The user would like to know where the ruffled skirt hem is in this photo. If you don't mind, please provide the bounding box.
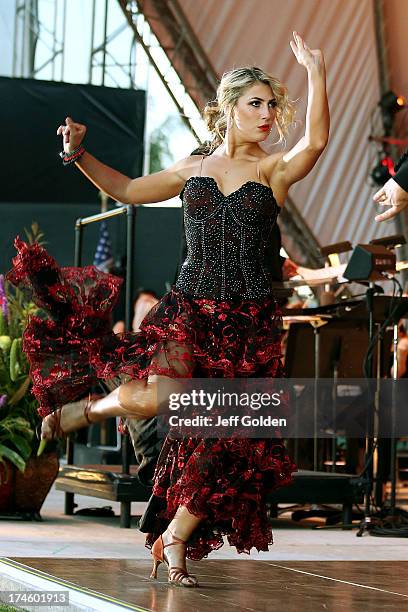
[7,238,297,558]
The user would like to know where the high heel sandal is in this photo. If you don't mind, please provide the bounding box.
[150,528,199,587]
[40,394,97,440]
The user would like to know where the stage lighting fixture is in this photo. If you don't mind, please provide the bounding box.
[379,91,406,114]
[370,154,395,186]
[379,90,406,135]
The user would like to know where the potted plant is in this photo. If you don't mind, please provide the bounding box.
[0,226,59,518]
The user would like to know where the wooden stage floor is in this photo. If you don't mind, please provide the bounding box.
[7,558,408,611]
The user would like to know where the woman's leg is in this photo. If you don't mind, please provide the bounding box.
[166,506,202,541]
[41,375,174,439]
[41,340,194,436]
[42,336,204,582]
[92,339,194,421]
[151,505,202,586]
[152,506,201,586]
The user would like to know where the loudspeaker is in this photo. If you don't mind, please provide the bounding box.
[344,244,396,281]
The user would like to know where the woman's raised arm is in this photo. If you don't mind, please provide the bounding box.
[57,116,191,204]
[273,32,330,188]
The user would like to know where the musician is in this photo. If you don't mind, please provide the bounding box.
[373,153,408,221]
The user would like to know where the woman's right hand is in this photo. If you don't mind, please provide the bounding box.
[289,31,324,73]
[57,116,87,153]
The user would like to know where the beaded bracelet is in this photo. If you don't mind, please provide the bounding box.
[59,144,85,166]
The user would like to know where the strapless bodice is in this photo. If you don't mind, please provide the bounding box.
[175,176,280,300]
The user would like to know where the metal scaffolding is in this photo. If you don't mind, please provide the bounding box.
[12,0,138,86]
[11,0,206,142]
[119,0,218,115]
[12,0,63,79]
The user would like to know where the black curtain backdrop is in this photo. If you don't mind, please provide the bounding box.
[0,77,183,312]
[0,76,145,203]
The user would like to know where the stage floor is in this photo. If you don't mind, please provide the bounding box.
[4,558,408,611]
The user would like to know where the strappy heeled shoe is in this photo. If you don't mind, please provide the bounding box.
[40,395,97,440]
[150,528,199,588]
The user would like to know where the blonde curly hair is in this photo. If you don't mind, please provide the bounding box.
[203,66,295,151]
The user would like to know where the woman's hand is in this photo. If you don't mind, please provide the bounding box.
[57,116,87,153]
[289,31,324,71]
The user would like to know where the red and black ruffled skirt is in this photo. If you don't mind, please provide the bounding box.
[7,238,296,559]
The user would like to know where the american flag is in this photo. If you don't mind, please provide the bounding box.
[94,221,113,273]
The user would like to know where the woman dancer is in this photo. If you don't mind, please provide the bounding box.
[8,32,329,586]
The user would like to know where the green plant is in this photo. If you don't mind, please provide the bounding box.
[0,604,27,612]
[0,224,50,481]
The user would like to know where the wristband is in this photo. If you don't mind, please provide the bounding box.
[59,144,85,166]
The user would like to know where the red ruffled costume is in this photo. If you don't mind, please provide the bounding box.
[8,236,296,560]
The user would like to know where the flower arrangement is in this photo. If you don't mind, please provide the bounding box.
[0,225,53,481]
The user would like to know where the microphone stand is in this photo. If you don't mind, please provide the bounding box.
[357,282,378,536]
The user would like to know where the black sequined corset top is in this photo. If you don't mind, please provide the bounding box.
[175,176,280,300]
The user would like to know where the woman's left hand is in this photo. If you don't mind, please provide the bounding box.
[290,31,323,71]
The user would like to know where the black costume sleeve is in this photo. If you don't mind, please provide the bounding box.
[393,150,408,192]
